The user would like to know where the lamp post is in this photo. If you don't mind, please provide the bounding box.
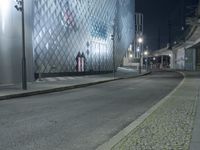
[15,0,27,90]
[144,51,149,71]
[111,26,116,79]
[168,20,172,50]
[137,37,143,74]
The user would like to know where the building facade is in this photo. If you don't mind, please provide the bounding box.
[0,0,135,84]
[0,0,34,85]
[173,46,200,71]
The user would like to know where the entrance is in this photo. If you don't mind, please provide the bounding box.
[90,41,107,72]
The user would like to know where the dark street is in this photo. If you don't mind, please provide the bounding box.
[0,71,183,150]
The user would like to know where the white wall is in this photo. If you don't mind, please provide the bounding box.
[0,1,34,84]
[175,48,185,70]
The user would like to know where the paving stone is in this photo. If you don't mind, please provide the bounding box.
[112,78,200,150]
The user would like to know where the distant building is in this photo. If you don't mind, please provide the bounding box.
[151,1,200,71]
[134,13,143,58]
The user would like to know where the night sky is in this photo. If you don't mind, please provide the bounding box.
[136,0,199,51]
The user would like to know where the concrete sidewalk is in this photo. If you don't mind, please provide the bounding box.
[189,72,200,150]
[97,71,200,150]
[0,68,149,101]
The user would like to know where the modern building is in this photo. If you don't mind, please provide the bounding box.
[0,0,135,85]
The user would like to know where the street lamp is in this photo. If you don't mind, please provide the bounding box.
[144,51,149,71]
[144,51,148,56]
[138,37,143,44]
[14,0,27,90]
[137,47,140,52]
[137,37,143,74]
[111,23,116,79]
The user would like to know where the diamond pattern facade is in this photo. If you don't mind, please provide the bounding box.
[33,0,135,74]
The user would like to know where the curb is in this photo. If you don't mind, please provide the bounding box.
[0,72,151,101]
[96,71,185,150]
[189,86,200,150]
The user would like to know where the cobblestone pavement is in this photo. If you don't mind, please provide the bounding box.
[112,77,200,150]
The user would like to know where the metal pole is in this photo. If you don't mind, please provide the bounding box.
[112,34,115,79]
[99,43,100,72]
[161,55,164,69]
[21,0,27,90]
[158,27,161,50]
[146,57,148,71]
[147,56,149,71]
[112,24,116,79]
[139,43,141,74]
[168,20,172,50]
[139,56,141,74]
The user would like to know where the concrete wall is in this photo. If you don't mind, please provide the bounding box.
[185,48,196,71]
[175,48,185,70]
[174,47,197,71]
[0,0,34,84]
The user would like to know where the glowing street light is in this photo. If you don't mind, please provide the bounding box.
[144,51,148,56]
[137,37,143,74]
[138,37,143,43]
[137,47,140,52]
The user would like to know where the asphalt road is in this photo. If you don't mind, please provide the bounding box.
[0,71,183,150]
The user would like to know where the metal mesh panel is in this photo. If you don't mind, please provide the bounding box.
[33,0,134,74]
